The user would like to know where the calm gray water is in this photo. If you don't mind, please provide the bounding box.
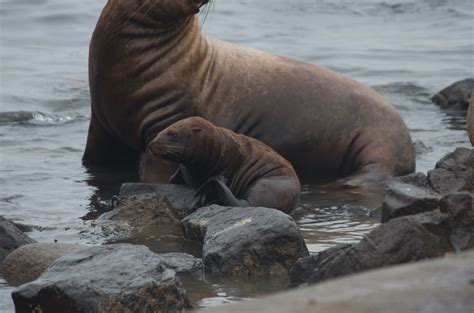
[0,0,472,311]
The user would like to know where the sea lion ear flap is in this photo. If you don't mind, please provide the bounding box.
[192,127,202,134]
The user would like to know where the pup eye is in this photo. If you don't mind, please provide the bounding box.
[192,127,202,133]
[167,131,177,138]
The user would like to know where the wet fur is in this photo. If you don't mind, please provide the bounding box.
[149,117,301,213]
[84,0,416,185]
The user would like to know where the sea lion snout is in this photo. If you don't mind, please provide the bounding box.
[149,123,196,161]
[148,117,211,162]
[149,130,180,158]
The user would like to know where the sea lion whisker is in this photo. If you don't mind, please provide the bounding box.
[199,0,213,27]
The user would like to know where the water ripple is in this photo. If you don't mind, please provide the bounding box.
[0,111,88,126]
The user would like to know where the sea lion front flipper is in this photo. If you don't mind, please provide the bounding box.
[193,176,246,208]
[169,165,186,184]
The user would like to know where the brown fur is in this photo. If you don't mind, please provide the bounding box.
[149,117,301,213]
[84,0,416,185]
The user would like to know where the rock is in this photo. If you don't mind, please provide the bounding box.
[428,148,474,194]
[381,173,440,223]
[160,252,203,275]
[0,216,35,261]
[200,250,474,313]
[0,243,87,286]
[440,192,474,251]
[431,78,474,110]
[119,183,196,219]
[290,211,452,286]
[96,193,183,242]
[182,205,309,278]
[12,244,191,313]
[468,95,474,146]
[413,139,432,156]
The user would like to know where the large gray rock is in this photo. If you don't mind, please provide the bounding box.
[12,244,192,313]
[182,205,309,278]
[0,216,35,261]
[431,78,474,110]
[428,148,474,194]
[381,173,440,223]
[1,243,87,286]
[96,193,183,242]
[119,183,196,219]
[200,249,474,313]
[440,192,474,251]
[290,211,452,286]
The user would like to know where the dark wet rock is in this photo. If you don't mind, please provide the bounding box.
[201,250,474,313]
[428,147,474,194]
[431,78,474,110]
[160,252,203,275]
[468,98,474,146]
[413,139,433,156]
[440,192,474,251]
[0,216,36,261]
[9,221,33,233]
[381,173,440,223]
[12,244,191,313]
[96,193,183,242]
[289,148,474,287]
[290,211,452,286]
[120,183,196,219]
[369,207,382,219]
[0,243,87,286]
[182,205,309,278]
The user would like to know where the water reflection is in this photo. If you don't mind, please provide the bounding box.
[296,183,383,253]
[82,163,139,219]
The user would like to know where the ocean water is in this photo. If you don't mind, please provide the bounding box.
[0,0,472,311]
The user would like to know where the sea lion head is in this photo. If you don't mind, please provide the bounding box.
[139,0,210,22]
[149,117,213,163]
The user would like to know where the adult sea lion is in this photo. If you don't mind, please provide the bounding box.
[149,116,301,213]
[468,95,474,146]
[84,0,415,185]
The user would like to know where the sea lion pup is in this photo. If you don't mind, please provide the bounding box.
[149,117,301,213]
[468,95,474,146]
[84,0,415,185]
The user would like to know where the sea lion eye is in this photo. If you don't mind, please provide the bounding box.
[192,127,202,133]
[167,131,178,139]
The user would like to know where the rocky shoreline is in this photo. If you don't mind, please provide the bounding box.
[1,79,473,312]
